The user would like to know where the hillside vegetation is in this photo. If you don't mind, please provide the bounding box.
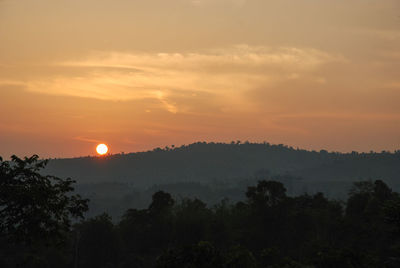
[43,142,400,219]
[46,142,400,187]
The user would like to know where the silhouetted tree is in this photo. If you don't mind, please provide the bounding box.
[246,180,287,208]
[75,213,119,268]
[149,191,175,214]
[0,155,88,266]
[3,152,400,268]
[173,198,211,246]
[224,245,257,268]
[156,241,224,268]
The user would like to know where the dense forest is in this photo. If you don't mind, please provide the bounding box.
[44,142,400,219]
[45,142,400,188]
[1,154,400,267]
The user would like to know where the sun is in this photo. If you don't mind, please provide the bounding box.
[96,144,109,155]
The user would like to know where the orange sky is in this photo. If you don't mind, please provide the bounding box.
[1,0,400,158]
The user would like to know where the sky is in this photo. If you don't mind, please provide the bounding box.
[1,0,400,158]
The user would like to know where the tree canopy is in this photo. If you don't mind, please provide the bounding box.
[0,155,88,246]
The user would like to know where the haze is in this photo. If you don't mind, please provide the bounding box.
[1,0,399,158]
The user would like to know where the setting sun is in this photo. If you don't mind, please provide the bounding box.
[96,144,109,155]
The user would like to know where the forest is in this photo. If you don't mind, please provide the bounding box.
[44,142,400,219]
[45,142,400,190]
[1,154,400,267]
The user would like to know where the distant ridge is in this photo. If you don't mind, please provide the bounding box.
[45,142,400,189]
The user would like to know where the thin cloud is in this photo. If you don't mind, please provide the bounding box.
[23,45,344,114]
[73,136,103,143]
[0,80,27,87]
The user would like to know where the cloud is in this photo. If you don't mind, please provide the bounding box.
[73,136,103,143]
[154,90,178,114]
[62,45,341,73]
[0,80,27,87]
[21,45,344,114]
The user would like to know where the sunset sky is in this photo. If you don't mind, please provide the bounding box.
[1,0,400,158]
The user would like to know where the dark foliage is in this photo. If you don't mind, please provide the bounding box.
[45,142,400,220]
[12,179,398,267]
[2,152,400,267]
[45,142,400,194]
[0,155,89,266]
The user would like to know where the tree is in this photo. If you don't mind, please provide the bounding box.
[0,155,89,245]
[76,213,119,268]
[224,245,257,268]
[156,241,224,268]
[174,198,210,246]
[149,191,175,215]
[246,180,287,208]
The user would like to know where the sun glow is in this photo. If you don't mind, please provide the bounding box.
[96,144,109,155]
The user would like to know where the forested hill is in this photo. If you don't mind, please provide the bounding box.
[45,142,400,189]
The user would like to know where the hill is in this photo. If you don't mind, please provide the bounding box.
[43,142,400,218]
[45,142,399,184]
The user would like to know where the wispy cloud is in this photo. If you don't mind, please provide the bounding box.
[0,80,27,87]
[22,45,344,114]
[73,136,103,143]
